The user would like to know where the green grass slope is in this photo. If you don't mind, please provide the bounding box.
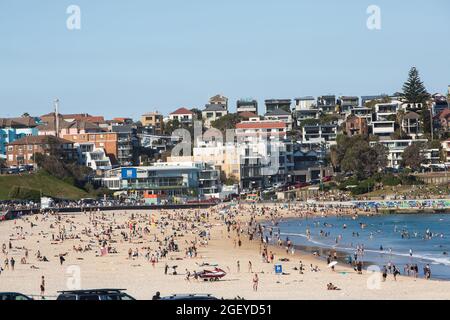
[0,171,89,200]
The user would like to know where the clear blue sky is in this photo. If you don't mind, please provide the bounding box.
[1,0,449,119]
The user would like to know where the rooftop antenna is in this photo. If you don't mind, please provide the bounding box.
[54,98,60,138]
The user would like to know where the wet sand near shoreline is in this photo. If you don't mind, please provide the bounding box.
[0,205,450,300]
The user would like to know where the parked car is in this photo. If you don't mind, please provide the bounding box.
[5,167,19,174]
[56,289,135,300]
[160,294,219,300]
[294,182,309,189]
[272,183,285,190]
[0,292,33,300]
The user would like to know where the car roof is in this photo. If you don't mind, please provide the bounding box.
[57,289,127,294]
[0,292,29,295]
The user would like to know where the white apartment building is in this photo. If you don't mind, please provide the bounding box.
[301,124,338,147]
[294,96,316,111]
[370,139,439,169]
[235,120,293,190]
[371,121,395,137]
[375,101,401,121]
[75,142,112,171]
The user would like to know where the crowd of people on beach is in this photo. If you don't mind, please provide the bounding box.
[0,200,447,299]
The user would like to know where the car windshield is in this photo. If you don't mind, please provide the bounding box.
[1,294,30,300]
[78,294,100,301]
[57,295,77,300]
[102,293,134,300]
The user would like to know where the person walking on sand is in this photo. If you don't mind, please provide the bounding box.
[393,265,400,281]
[248,261,253,273]
[40,276,45,299]
[237,260,240,273]
[253,273,259,292]
[10,257,15,271]
[382,266,387,282]
[424,264,431,280]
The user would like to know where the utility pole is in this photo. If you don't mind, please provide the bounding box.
[54,98,60,138]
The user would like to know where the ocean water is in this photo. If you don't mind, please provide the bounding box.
[268,214,450,280]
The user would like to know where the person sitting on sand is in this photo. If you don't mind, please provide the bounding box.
[152,291,161,300]
[327,283,340,290]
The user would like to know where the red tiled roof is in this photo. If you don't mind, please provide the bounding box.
[236,121,286,129]
[82,116,105,123]
[170,107,193,115]
[0,117,37,128]
[239,111,259,119]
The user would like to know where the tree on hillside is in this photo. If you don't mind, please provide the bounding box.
[401,67,430,105]
[331,134,388,178]
[420,108,432,135]
[340,138,371,177]
[190,108,202,121]
[33,153,92,189]
[371,143,389,171]
[390,129,410,140]
[331,134,364,169]
[401,142,426,171]
[164,119,181,135]
[211,113,242,135]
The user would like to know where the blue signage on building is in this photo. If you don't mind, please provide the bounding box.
[121,168,137,179]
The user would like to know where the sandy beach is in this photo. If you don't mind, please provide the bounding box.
[1,204,450,300]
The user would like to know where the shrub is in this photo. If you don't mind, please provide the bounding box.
[8,186,41,201]
[351,178,375,195]
[381,175,402,186]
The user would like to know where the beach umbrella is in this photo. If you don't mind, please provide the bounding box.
[328,261,338,268]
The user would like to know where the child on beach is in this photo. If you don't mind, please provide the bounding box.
[252,273,259,291]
